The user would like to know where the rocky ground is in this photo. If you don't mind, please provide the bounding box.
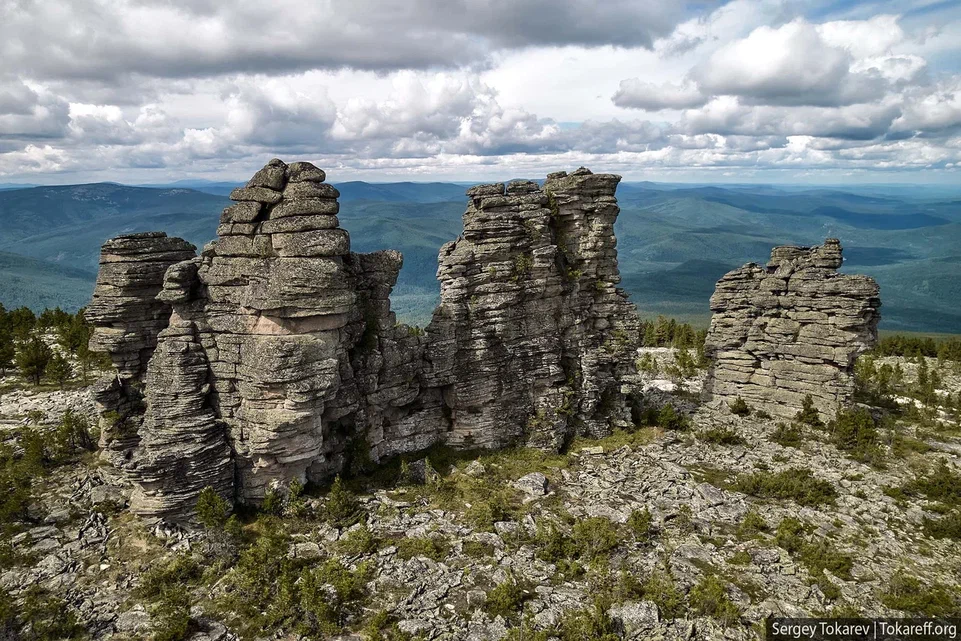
[1,352,960,641]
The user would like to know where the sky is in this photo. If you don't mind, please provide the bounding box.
[1,0,960,185]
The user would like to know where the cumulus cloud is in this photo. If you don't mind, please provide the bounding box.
[1,0,960,181]
[0,0,682,82]
[612,79,707,111]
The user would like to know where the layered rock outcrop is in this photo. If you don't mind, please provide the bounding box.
[703,239,880,420]
[86,160,641,520]
[85,232,197,460]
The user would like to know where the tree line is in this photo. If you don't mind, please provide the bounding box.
[0,305,105,389]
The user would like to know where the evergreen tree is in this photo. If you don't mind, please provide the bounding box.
[46,352,74,389]
[0,336,13,376]
[16,336,52,385]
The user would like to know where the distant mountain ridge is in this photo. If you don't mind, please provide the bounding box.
[0,179,959,333]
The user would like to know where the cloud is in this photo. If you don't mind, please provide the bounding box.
[612,79,707,111]
[1,0,960,182]
[0,0,683,83]
[693,19,888,107]
[0,79,71,140]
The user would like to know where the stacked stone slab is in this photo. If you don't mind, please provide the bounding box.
[424,169,639,451]
[85,232,196,461]
[703,239,880,421]
[87,161,641,519]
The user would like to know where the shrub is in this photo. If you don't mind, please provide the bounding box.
[196,486,231,530]
[571,517,620,561]
[325,476,363,528]
[555,602,619,641]
[903,460,961,507]
[641,569,685,619]
[151,590,192,641]
[829,408,883,466]
[737,509,768,537]
[16,336,52,385]
[395,536,448,561]
[799,540,853,581]
[774,517,807,554]
[922,511,961,540]
[484,574,532,621]
[462,541,495,558]
[138,553,202,601]
[658,404,689,431]
[770,422,803,447]
[15,585,86,640]
[733,468,837,506]
[794,395,824,427]
[297,559,372,635]
[627,507,654,542]
[729,397,751,416]
[53,409,94,461]
[879,575,959,616]
[698,426,744,446]
[689,575,740,625]
[338,525,379,555]
[46,352,74,389]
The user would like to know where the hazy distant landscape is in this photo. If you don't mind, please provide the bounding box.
[1,180,959,333]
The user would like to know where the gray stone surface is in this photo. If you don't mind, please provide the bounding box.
[704,239,880,421]
[86,161,642,519]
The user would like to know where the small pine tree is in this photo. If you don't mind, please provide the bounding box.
[196,486,231,529]
[46,352,73,389]
[794,395,824,427]
[16,336,52,385]
[325,476,362,528]
[0,337,14,376]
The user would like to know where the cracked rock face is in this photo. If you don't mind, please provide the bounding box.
[87,161,641,520]
[703,239,880,421]
[85,232,197,460]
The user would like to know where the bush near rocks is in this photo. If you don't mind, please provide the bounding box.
[729,397,751,416]
[733,468,837,506]
[880,574,960,616]
[770,422,803,447]
[689,575,740,626]
[484,573,533,621]
[698,426,744,446]
[794,395,824,427]
[827,407,885,467]
[395,536,448,561]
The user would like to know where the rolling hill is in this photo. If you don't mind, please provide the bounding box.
[0,180,959,333]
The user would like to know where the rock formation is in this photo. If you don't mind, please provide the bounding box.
[703,239,880,421]
[85,232,197,461]
[86,160,640,520]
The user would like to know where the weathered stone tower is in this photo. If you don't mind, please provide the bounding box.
[87,161,640,520]
[703,239,880,421]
